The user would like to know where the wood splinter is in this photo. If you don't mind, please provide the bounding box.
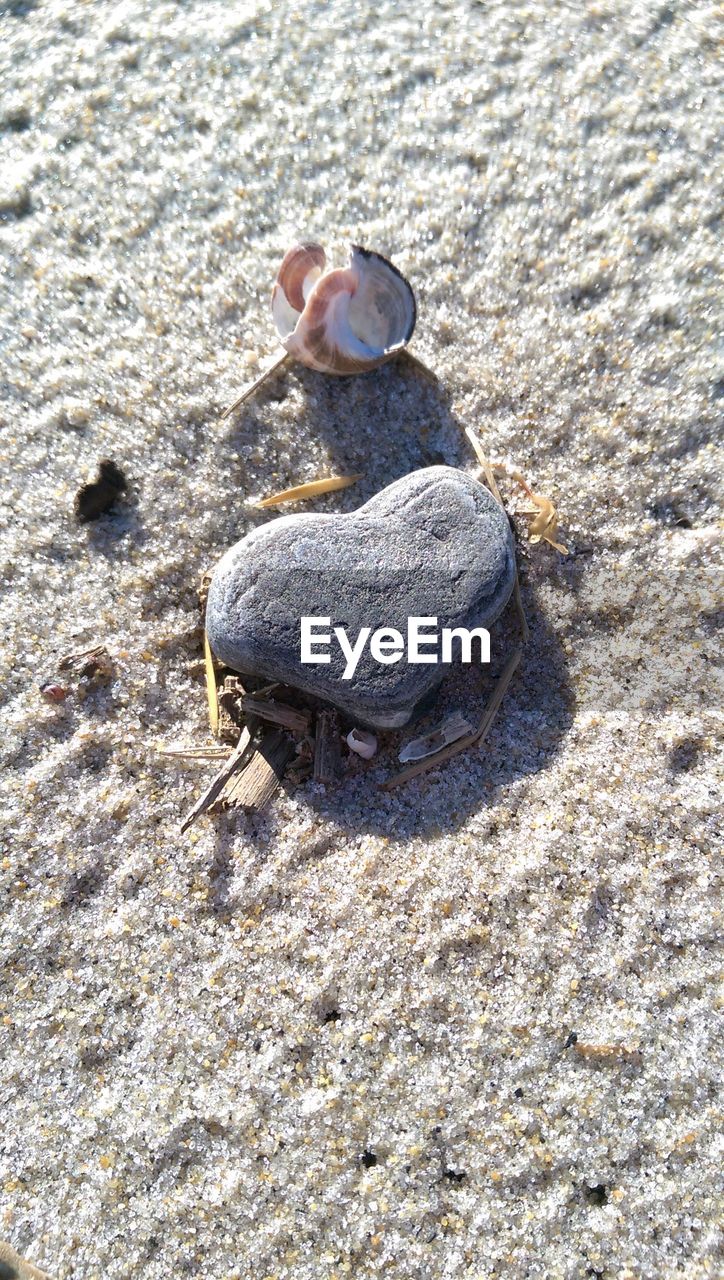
[313,709,341,784]
[221,730,295,812]
[0,1240,51,1280]
[240,695,311,735]
[180,725,256,833]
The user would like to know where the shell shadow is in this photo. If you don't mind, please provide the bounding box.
[216,352,469,523]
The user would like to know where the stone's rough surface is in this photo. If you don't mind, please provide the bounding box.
[206,467,515,728]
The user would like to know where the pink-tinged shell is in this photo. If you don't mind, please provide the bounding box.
[270,242,416,375]
[273,241,327,317]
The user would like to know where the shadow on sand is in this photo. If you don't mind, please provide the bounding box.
[159,352,577,901]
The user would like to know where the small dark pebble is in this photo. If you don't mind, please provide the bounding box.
[361,1150,377,1168]
[667,736,703,774]
[584,1183,608,1207]
[74,458,128,522]
[444,1168,466,1183]
[564,1031,578,1048]
[514,1087,524,1098]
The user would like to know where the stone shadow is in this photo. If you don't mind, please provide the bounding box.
[198,564,573,856]
[282,572,572,840]
[184,354,576,848]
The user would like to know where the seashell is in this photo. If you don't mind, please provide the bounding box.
[346,728,378,759]
[271,242,416,375]
[398,711,474,764]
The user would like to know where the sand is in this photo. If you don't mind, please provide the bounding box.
[1,2,722,1277]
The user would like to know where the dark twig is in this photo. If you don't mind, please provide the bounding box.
[313,709,340,783]
[240,695,311,735]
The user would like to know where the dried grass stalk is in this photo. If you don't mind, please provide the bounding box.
[204,630,219,737]
[220,350,290,419]
[255,474,362,508]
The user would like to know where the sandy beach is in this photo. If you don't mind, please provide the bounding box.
[1,2,722,1276]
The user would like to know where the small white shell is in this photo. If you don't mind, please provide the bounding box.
[271,242,416,375]
[398,711,473,763]
[346,728,378,759]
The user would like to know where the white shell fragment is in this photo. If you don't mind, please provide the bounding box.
[271,241,416,375]
[398,711,473,763]
[346,728,378,759]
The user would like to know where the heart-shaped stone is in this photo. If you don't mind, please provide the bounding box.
[206,466,515,729]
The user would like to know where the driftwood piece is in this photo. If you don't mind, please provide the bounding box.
[58,642,106,670]
[221,730,295,812]
[180,726,256,833]
[0,1240,52,1279]
[313,709,340,783]
[381,648,522,790]
[240,695,311,735]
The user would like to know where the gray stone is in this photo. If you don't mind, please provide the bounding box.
[206,466,516,730]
